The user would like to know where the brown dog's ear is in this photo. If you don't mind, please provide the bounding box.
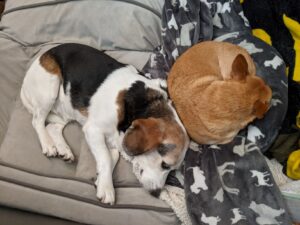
[253,100,269,119]
[123,118,164,156]
[230,54,249,81]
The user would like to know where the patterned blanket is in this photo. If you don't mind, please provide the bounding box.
[143,0,293,224]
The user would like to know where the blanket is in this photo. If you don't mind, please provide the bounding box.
[143,0,293,224]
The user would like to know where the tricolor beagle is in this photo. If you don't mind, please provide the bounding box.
[21,43,189,204]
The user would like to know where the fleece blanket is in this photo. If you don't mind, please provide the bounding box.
[143,0,293,224]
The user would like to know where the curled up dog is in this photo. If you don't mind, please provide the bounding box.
[20,43,189,205]
[168,41,272,144]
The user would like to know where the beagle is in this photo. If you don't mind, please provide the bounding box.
[20,43,189,205]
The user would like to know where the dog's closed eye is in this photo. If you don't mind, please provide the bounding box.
[161,161,171,170]
[157,143,176,156]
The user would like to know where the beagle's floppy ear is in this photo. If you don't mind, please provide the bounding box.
[253,100,269,119]
[123,118,164,156]
[230,54,249,81]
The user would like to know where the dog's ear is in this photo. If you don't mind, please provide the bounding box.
[123,118,164,156]
[230,54,249,81]
[253,100,269,119]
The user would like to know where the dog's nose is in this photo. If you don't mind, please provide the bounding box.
[149,189,162,198]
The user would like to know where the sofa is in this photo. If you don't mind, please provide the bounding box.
[0,1,182,224]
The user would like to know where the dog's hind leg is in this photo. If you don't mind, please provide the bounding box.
[22,58,61,158]
[31,85,60,157]
[46,114,75,162]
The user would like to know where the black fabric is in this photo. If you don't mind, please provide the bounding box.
[242,0,300,134]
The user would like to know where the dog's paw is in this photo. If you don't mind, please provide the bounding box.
[42,144,57,157]
[57,145,75,162]
[96,184,115,205]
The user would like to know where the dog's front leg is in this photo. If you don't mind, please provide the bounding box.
[83,124,115,204]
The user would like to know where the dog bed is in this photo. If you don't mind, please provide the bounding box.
[0,1,179,224]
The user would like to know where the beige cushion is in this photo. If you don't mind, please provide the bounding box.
[0,1,181,224]
[0,36,29,143]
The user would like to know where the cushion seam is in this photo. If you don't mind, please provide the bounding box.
[0,176,172,212]
[2,0,161,18]
[0,161,141,188]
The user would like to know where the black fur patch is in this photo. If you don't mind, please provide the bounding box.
[46,43,125,110]
[117,81,172,132]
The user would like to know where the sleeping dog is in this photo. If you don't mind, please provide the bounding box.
[21,43,189,204]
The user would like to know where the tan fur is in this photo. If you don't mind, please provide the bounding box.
[123,117,164,155]
[40,52,61,77]
[116,90,126,126]
[167,41,272,144]
[78,108,88,117]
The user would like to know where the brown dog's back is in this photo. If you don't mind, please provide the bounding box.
[168,41,272,144]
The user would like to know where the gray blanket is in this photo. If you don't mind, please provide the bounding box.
[143,0,293,224]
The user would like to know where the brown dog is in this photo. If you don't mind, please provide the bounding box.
[167,41,272,144]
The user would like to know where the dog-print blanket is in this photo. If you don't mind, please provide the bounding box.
[142,0,293,224]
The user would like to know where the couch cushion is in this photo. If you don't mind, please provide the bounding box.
[0,0,181,224]
[0,35,29,144]
[1,0,162,51]
[0,97,140,186]
[0,168,178,225]
[0,98,178,224]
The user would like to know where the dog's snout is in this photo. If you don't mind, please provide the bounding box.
[140,169,144,176]
[149,189,162,198]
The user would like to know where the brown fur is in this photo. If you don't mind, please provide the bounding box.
[121,84,186,161]
[116,90,126,127]
[40,52,61,77]
[78,108,89,117]
[167,41,272,144]
[123,117,164,156]
[142,87,173,118]
[123,116,185,163]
